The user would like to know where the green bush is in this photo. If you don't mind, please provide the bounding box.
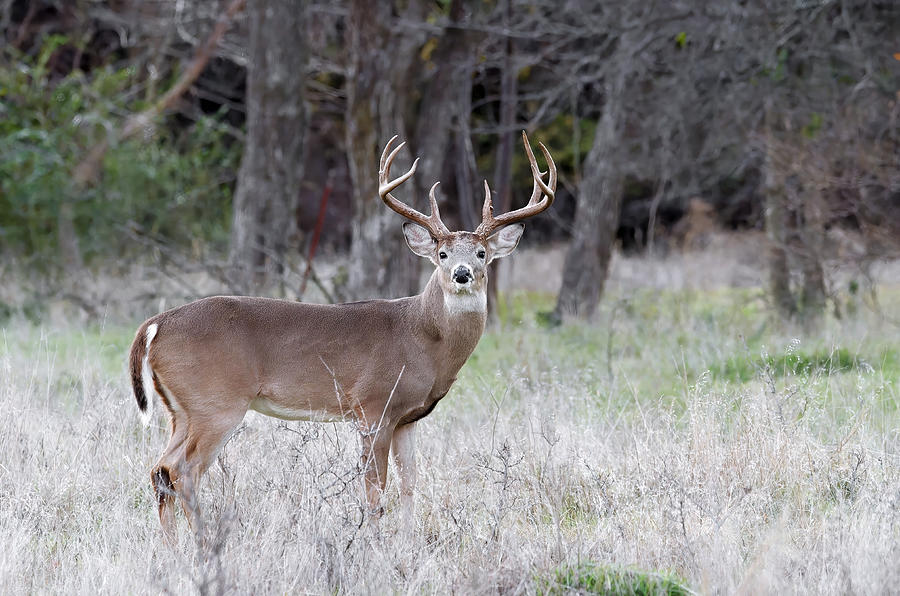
[0,37,240,265]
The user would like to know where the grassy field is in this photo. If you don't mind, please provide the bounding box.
[1,285,898,594]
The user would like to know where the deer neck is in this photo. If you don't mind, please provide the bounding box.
[417,270,487,345]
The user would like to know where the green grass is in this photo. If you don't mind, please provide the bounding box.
[457,287,900,438]
[707,346,900,384]
[538,561,692,595]
[0,322,135,413]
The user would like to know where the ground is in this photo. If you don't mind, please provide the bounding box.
[1,236,898,594]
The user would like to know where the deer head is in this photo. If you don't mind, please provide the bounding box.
[378,132,557,308]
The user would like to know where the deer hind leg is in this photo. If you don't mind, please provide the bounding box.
[391,421,417,530]
[151,417,188,545]
[151,465,178,544]
[151,402,246,541]
[176,409,248,533]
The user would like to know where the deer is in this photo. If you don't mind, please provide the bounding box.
[128,132,556,543]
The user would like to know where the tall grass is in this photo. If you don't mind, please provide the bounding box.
[1,288,898,594]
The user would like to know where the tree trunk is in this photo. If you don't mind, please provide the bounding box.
[229,0,307,294]
[763,136,797,320]
[449,2,481,232]
[405,0,472,291]
[412,0,469,206]
[553,73,625,321]
[797,187,826,324]
[455,123,479,232]
[345,0,423,300]
[762,118,828,326]
[486,0,516,323]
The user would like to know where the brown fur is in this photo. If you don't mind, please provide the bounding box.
[132,264,490,542]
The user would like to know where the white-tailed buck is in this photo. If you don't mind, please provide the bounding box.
[129,132,556,541]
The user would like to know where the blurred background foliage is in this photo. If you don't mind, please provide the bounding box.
[0,35,239,266]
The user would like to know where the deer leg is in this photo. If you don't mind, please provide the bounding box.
[151,464,178,545]
[391,421,417,530]
[359,427,392,517]
[151,415,189,545]
[176,460,202,533]
[176,410,247,533]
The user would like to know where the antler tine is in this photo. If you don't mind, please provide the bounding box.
[475,131,557,237]
[378,137,450,238]
[379,135,400,172]
[525,140,556,199]
[379,137,417,195]
[481,180,493,221]
[524,141,557,206]
[428,182,450,234]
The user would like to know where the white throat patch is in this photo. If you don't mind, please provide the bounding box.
[444,290,487,314]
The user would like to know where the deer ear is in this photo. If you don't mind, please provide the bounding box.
[487,224,524,262]
[402,222,436,259]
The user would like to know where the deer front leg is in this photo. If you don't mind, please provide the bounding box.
[391,421,417,531]
[359,425,392,517]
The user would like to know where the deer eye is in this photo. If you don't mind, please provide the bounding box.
[439,251,447,260]
[477,249,486,259]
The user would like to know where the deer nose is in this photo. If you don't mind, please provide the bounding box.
[453,266,472,284]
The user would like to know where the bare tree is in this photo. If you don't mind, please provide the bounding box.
[553,70,626,320]
[229,0,307,293]
[342,1,429,300]
[729,0,900,324]
[551,1,693,320]
[483,0,518,322]
[8,0,898,314]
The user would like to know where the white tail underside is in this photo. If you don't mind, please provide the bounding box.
[139,323,158,426]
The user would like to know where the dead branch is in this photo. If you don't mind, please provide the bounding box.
[72,0,246,188]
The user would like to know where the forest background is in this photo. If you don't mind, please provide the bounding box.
[1,0,897,322]
[1,1,900,594]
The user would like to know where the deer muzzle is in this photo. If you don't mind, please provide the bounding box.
[452,265,473,285]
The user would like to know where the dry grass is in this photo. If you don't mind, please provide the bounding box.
[1,281,898,594]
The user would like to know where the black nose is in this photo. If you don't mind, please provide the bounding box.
[453,266,472,283]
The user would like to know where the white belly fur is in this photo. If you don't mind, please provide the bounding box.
[248,397,345,422]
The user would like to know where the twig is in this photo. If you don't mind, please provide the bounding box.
[300,173,335,298]
[121,223,243,295]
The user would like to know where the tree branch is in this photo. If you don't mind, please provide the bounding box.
[72,0,246,188]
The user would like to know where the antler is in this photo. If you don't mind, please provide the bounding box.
[475,131,557,238]
[379,136,451,238]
